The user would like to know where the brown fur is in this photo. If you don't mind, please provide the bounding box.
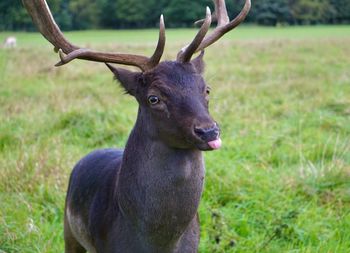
[64,54,220,253]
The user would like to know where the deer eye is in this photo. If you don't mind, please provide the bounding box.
[206,87,211,95]
[148,95,160,105]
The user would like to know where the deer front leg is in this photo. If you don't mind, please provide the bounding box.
[64,215,87,253]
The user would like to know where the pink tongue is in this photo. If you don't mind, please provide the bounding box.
[208,138,222,150]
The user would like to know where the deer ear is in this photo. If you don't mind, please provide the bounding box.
[191,50,205,74]
[106,63,142,96]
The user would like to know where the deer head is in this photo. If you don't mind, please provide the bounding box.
[22,0,251,151]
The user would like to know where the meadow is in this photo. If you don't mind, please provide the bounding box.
[0,25,350,252]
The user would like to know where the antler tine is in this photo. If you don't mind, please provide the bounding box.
[177,7,212,63]
[194,1,229,26]
[148,15,166,68]
[196,0,251,52]
[55,15,166,70]
[214,0,230,26]
[22,0,165,72]
[178,0,251,62]
[22,0,78,53]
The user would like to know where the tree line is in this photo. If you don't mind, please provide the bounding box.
[1,0,349,31]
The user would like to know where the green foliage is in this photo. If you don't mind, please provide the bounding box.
[329,0,350,23]
[289,0,336,24]
[1,0,350,31]
[164,0,211,28]
[0,0,32,30]
[0,26,350,252]
[68,0,103,29]
[253,0,293,26]
[113,0,153,28]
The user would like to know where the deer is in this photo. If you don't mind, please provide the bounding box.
[3,36,17,48]
[23,0,251,252]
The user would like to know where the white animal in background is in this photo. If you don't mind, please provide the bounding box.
[3,36,17,48]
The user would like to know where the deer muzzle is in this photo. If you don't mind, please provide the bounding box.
[194,124,221,150]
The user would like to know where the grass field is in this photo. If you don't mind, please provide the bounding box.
[1,25,350,252]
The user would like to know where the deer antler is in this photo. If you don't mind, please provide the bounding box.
[177,7,212,63]
[22,0,165,72]
[177,0,251,62]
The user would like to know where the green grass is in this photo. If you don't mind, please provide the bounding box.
[1,26,350,252]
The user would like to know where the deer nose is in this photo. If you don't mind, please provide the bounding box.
[194,124,220,142]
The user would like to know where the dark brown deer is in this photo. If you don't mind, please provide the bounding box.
[23,0,251,252]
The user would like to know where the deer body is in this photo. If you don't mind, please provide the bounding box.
[23,0,251,252]
[3,36,16,48]
[65,144,203,253]
[65,62,209,253]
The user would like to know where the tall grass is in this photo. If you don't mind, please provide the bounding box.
[1,26,350,252]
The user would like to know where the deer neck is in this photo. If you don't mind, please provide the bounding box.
[116,108,205,246]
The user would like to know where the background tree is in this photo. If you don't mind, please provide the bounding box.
[68,0,104,29]
[0,0,34,30]
[252,0,292,26]
[329,0,350,24]
[1,0,349,31]
[289,0,335,25]
[164,0,211,28]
